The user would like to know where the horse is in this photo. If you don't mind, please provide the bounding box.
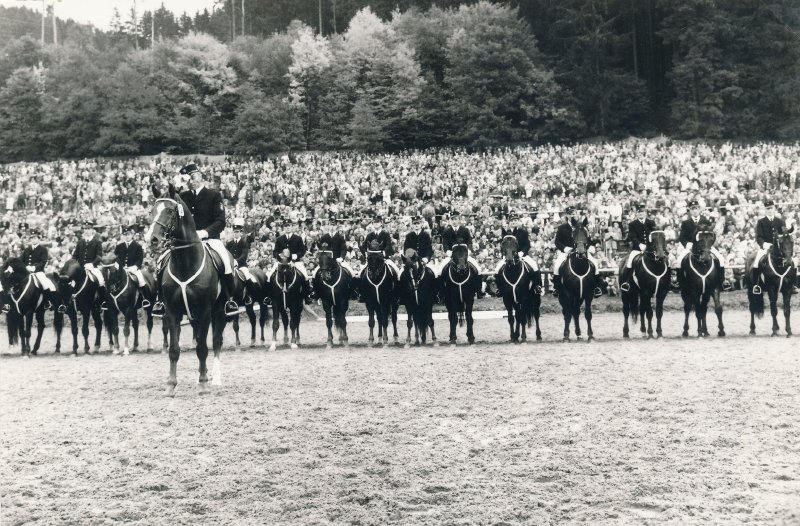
[1,258,59,356]
[360,240,398,346]
[746,229,795,337]
[313,247,352,348]
[229,267,271,350]
[100,260,156,355]
[558,225,597,341]
[268,254,305,350]
[620,230,670,339]
[678,230,725,338]
[493,236,535,343]
[146,184,228,396]
[399,249,438,347]
[57,259,103,354]
[441,242,481,345]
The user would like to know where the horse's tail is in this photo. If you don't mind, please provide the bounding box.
[747,283,764,318]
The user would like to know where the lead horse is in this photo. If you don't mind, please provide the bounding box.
[678,230,725,338]
[746,229,795,337]
[146,184,228,396]
[558,225,596,341]
[620,231,670,339]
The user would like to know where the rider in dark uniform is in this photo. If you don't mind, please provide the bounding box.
[361,216,401,280]
[619,204,658,292]
[73,220,106,306]
[114,224,149,305]
[551,207,602,298]
[225,217,250,268]
[20,227,56,309]
[498,214,538,273]
[153,164,238,316]
[750,199,796,294]
[270,218,313,303]
[403,216,434,264]
[677,199,727,289]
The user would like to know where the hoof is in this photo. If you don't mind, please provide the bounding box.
[749,330,756,335]
[787,333,792,338]
[587,336,595,342]
[233,346,240,353]
[250,340,256,348]
[269,342,276,351]
[623,333,629,339]
[772,332,778,337]
[198,382,211,395]
[433,341,439,347]
[536,335,542,341]
[404,343,410,349]
[682,332,689,338]
[562,337,569,342]
[165,385,176,397]
[326,343,332,350]
[290,343,298,350]
[718,331,725,337]
[576,336,582,341]
[656,333,663,339]
[123,348,130,356]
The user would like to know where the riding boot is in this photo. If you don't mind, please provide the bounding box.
[222,273,239,315]
[619,267,632,292]
[750,267,762,295]
[152,268,166,316]
[552,274,561,297]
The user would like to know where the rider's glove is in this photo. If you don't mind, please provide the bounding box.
[422,257,429,264]
[291,253,297,261]
[588,245,596,254]
[446,250,452,257]
[336,257,343,263]
[763,242,772,250]
[564,247,573,254]
[84,263,94,269]
[638,243,646,251]
[26,265,36,272]
[685,242,693,251]
[196,229,209,240]
[517,251,524,257]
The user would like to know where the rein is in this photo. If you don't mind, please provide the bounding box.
[275,265,298,310]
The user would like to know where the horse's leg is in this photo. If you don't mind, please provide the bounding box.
[695,298,706,337]
[392,302,399,343]
[166,314,181,397]
[281,309,289,345]
[325,302,335,348]
[655,292,665,338]
[290,305,300,349]
[32,309,45,355]
[162,316,169,353]
[232,316,241,350]
[519,304,527,343]
[506,303,516,343]
[146,309,154,352]
[769,287,780,336]
[246,304,257,347]
[22,313,32,356]
[81,309,91,353]
[562,302,571,341]
[465,301,475,344]
[270,305,279,351]
[405,308,413,348]
[638,294,647,335]
[644,294,654,339]
[195,316,211,394]
[782,289,792,337]
[211,311,225,387]
[368,307,375,346]
[448,305,457,345]
[713,290,725,337]
[428,307,438,346]
[622,294,630,338]
[69,309,79,354]
[259,305,268,344]
[130,308,139,352]
[682,300,691,338]
[585,297,594,341]
[572,299,582,340]
[54,310,63,353]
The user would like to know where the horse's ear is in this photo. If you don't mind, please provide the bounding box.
[151,184,162,199]
[167,183,177,198]
[582,217,588,227]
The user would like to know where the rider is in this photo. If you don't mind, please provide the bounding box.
[152,163,238,317]
[114,224,150,307]
[403,216,437,276]
[440,211,485,298]
[750,199,796,294]
[310,219,355,300]
[226,217,250,268]
[267,217,313,304]
[677,199,727,289]
[20,227,57,309]
[551,206,602,298]
[360,215,401,280]
[619,204,657,292]
[73,220,106,303]
[497,213,539,274]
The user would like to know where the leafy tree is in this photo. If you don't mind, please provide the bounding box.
[0,67,45,161]
[288,24,334,148]
[228,84,304,154]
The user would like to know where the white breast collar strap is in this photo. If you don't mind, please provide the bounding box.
[567,257,591,300]
[366,265,387,304]
[768,253,792,293]
[166,247,207,321]
[502,264,525,304]
[448,266,471,304]
[10,275,33,314]
[688,255,714,295]
[111,273,131,313]
[640,256,668,293]
[323,266,342,306]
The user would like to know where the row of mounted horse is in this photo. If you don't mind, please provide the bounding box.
[1,187,796,395]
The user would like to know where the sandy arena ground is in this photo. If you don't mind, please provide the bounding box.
[1,308,799,525]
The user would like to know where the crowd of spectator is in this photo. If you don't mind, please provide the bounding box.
[1,138,799,288]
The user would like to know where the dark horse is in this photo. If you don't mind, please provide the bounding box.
[493,236,541,343]
[399,249,438,347]
[678,230,725,338]
[313,247,352,348]
[268,253,305,350]
[100,261,156,355]
[620,231,670,339]
[229,267,271,350]
[57,259,103,354]
[146,184,228,396]
[441,242,481,345]
[558,225,597,341]
[746,229,795,337]
[360,240,398,346]
[1,258,62,356]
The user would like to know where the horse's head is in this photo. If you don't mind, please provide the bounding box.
[774,228,795,263]
[695,230,716,264]
[647,231,667,261]
[57,259,84,300]
[101,258,126,295]
[402,248,425,278]
[366,240,385,272]
[145,184,197,251]
[451,242,469,273]
[500,235,519,264]
[317,243,337,280]
[572,225,590,258]
[1,257,27,290]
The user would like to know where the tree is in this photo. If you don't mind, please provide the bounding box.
[228,84,304,154]
[0,67,45,161]
[0,35,44,85]
[346,94,386,151]
[288,24,333,148]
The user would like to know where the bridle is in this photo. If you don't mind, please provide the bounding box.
[152,198,202,250]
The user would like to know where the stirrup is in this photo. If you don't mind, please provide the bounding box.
[1,305,9,314]
[752,285,762,295]
[225,300,239,315]
[244,296,253,306]
[152,302,165,317]
[100,301,108,311]
[262,297,272,306]
[619,281,631,292]
[44,301,53,310]
[594,287,603,298]
[141,299,151,309]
